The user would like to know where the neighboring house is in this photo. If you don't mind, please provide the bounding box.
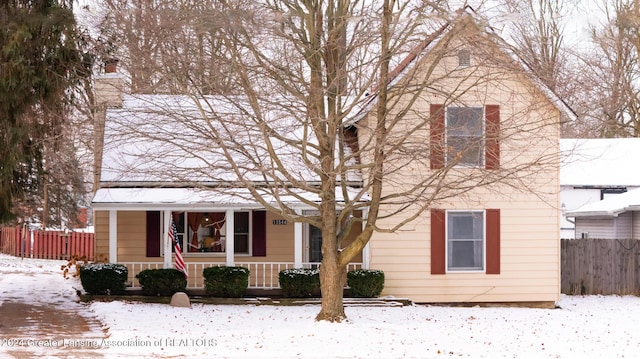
[92,10,574,304]
[564,188,640,240]
[560,138,640,239]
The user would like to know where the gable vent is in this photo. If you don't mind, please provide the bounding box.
[457,49,471,67]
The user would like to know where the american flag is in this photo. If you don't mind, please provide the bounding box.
[170,221,188,279]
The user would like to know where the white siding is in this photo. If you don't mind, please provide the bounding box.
[575,218,615,239]
[614,212,633,239]
[632,212,640,240]
[575,212,633,240]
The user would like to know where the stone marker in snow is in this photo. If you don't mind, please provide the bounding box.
[170,292,191,308]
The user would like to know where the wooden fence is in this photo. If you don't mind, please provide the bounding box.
[561,238,640,295]
[0,226,94,261]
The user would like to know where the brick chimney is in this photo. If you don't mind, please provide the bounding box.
[94,58,124,108]
[93,59,125,193]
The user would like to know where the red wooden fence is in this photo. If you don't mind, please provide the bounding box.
[0,226,29,258]
[0,226,94,260]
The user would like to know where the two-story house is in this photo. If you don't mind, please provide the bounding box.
[92,10,574,305]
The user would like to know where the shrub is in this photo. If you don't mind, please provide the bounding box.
[61,254,107,280]
[135,268,187,296]
[203,266,249,297]
[79,263,128,295]
[347,269,385,298]
[278,268,320,298]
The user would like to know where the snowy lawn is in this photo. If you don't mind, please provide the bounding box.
[1,254,639,358]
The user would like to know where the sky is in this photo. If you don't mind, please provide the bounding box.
[2,254,640,358]
[74,0,605,44]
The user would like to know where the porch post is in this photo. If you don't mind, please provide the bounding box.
[362,208,370,269]
[163,210,172,269]
[294,219,303,268]
[108,210,117,263]
[362,242,371,269]
[225,209,234,266]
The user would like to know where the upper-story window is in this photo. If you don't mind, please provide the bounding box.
[429,104,500,170]
[446,107,484,166]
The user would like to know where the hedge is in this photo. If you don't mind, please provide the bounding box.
[347,269,385,298]
[279,268,320,298]
[203,266,249,297]
[79,263,128,295]
[135,268,187,296]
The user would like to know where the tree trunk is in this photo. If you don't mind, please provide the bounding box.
[315,258,347,322]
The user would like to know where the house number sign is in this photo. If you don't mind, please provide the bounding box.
[272,219,288,225]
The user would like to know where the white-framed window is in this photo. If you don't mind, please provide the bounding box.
[446,210,485,271]
[446,106,484,166]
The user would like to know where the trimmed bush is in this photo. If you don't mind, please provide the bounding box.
[278,268,320,298]
[79,263,128,295]
[135,268,187,296]
[203,266,249,297]
[347,269,385,298]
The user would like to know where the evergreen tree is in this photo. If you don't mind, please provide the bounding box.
[0,0,89,223]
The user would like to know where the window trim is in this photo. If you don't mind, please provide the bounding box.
[445,210,486,273]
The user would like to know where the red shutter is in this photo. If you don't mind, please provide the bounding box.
[486,209,500,274]
[430,209,446,275]
[430,104,445,169]
[485,105,500,170]
[252,210,267,256]
[146,211,161,257]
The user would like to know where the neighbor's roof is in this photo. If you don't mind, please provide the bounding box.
[565,187,640,218]
[561,138,640,187]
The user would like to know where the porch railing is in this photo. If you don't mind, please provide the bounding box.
[121,262,363,289]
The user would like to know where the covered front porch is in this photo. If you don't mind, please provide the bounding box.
[93,188,370,290]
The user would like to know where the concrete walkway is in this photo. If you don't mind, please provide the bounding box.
[0,260,107,358]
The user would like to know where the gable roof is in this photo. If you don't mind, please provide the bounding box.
[99,94,360,186]
[565,187,640,218]
[348,9,576,124]
[561,138,640,187]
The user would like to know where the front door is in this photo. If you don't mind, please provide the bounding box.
[309,225,322,263]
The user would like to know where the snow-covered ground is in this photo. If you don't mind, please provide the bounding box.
[1,253,639,358]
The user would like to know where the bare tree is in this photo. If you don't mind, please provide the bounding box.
[497,0,591,137]
[92,0,239,94]
[573,0,640,137]
[102,1,566,322]
[502,0,570,92]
